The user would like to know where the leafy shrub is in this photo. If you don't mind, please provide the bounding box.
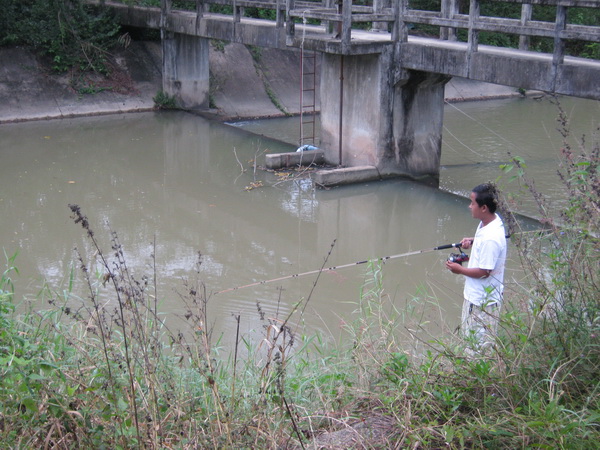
[504,102,599,409]
[153,90,178,109]
[0,0,120,74]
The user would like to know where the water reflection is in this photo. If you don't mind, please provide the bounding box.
[0,101,579,349]
[237,95,600,216]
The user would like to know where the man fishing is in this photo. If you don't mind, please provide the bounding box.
[446,183,507,351]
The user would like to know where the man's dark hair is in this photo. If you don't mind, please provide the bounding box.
[472,183,498,213]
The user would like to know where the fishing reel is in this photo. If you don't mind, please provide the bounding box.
[447,247,469,265]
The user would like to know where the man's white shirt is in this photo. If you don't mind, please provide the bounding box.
[463,214,507,306]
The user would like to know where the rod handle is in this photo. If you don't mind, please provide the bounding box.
[435,235,510,251]
[434,243,461,250]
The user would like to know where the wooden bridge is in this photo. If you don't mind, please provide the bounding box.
[96,0,600,185]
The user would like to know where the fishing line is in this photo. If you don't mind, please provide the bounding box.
[444,100,524,154]
[442,124,487,161]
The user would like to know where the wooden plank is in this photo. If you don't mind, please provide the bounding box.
[519,3,532,50]
[499,0,598,7]
[402,13,600,42]
[553,5,567,66]
[468,0,480,54]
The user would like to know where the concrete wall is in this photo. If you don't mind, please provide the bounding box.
[162,33,210,109]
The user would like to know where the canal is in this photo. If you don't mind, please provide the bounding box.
[0,95,597,348]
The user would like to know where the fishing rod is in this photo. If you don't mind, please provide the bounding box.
[215,239,472,295]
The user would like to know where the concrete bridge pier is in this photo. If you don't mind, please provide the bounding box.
[389,70,451,183]
[319,47,450,186]
[162,33,210,109]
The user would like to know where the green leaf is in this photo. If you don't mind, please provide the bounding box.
[27,373,45,381]
[67,384,80,396]
[10,356,28,366]
[117,397,128,412]
[39,362,58,372]
[526,420,547,427]
[21,397,38,412]
[490,428,515,437]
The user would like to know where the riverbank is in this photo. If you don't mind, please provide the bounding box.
[0,40,525,124]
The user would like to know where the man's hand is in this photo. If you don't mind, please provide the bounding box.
[446,260,463,274]
[460,237,474,249]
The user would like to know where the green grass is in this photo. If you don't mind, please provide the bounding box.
[153,90,179,109]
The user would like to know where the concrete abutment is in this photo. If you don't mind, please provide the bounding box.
[319,49,450,185]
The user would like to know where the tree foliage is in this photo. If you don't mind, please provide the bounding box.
[409,0,600,59]
[0,0,121,73]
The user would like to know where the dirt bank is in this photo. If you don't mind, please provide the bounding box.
[0,40,522,124]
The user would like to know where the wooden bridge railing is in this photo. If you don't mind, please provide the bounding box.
[110,0,600,63]
[286,0,600,61]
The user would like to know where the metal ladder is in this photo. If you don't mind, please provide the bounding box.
[299,49,317,147]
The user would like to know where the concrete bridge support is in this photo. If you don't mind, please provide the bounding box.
[319,48,450,185]
[162,33,210,109]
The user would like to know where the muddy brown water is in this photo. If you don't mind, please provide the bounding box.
[0,96,597,349]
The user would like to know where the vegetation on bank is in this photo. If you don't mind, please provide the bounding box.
[0,103,598,448]
[0,0,121,74]
[0,0,138,95]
